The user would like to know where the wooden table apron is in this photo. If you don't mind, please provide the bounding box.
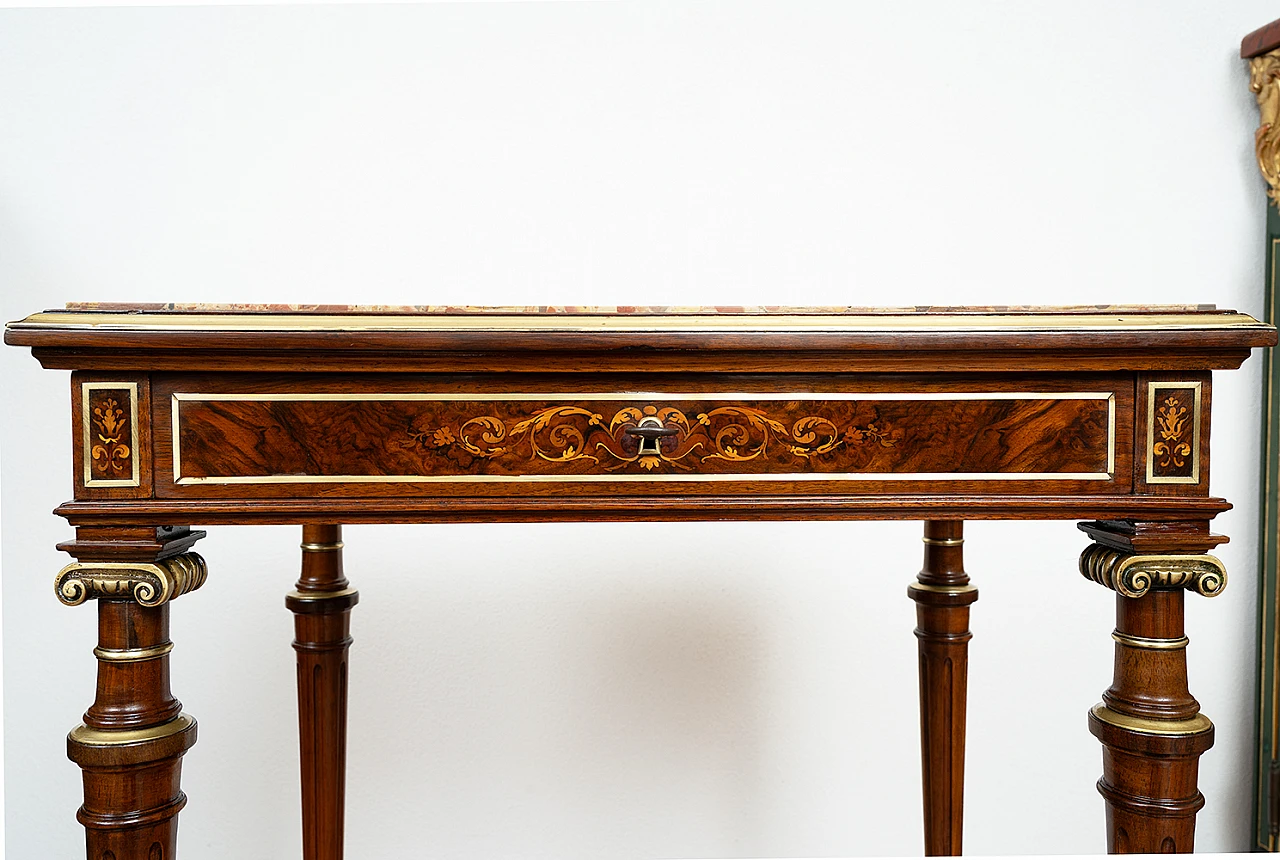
[6,305,1275,858]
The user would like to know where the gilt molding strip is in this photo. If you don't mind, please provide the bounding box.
[170,391,1117,485]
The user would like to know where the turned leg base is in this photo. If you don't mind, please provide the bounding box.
[1079,521,1225,854]
[70,715,198,859]
[56,526,208,860]
[1090,708,1214,853]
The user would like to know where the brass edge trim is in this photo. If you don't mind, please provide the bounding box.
[908,582,977,594]
[171,390,1116,402]
[170,389,1116,485]
[1108,393,1117,475]
[1090,703,1212,737]
[1111,631,1190,651]
[286,587,359,601]
[171,394,181,483]
[300,542,344,552]
[82,382,140,488]
[69,713,196,747]
[1146,381,1203,485]
[18,310,1270,332]
[922,537,965,546]
[178,471,1114,485]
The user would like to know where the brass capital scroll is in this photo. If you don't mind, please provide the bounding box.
[1079,544,1226,599]
[55,553,207,607]
[1252,49,1280,207]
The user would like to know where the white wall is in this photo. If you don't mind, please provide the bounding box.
[0,2,1275,856]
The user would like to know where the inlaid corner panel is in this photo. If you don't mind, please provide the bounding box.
[1134,373,1212,496]
[153,374,1134,498]
[73,374,152,499]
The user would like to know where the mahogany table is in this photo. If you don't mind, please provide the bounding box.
[5,303,1275,859]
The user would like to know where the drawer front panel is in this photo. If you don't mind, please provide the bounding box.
[166,390,1117,490]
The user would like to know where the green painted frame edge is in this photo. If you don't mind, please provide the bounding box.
[1256,205,1280,852]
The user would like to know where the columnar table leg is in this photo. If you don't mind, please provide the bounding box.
[54,525,207,860]
[1079,522,1226,853]
[286,525,359,860]
[908,521,978,856]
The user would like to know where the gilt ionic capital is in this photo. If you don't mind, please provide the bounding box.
[1079,545,1226,599]
[55,553,208,607]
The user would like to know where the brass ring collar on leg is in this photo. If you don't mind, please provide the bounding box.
[1112,630,1190,651]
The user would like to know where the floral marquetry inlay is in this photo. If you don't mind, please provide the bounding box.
[1146,383,1201,485]
[1153,396,1192,470]
[91,397,130,474]
[82,383,140,488]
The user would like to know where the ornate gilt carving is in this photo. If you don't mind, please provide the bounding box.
[55,553,207,607]
[410,403,896,473]
[1079,544,1226,599]
[1252,50,1280,207]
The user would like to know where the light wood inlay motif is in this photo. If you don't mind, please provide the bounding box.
[83,383,139,488]
[1146,383,1201,484]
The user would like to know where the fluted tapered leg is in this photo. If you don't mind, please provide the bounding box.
[287,525,359,860]
[908,521,977,856]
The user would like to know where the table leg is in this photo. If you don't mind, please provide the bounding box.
[1078,522,1224,853]
[286,525,359,860]
[908,521,978,856]
[54,525,206,860]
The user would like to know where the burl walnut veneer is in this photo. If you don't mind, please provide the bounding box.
[6,303,1275,858]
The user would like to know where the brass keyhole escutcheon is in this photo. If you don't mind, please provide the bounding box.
[623,415,679,456]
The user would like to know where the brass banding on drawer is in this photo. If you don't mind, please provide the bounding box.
[168,390,1116,486]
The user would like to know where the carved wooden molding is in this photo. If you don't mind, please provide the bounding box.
[1079,545,1226,599]
[55,553,207,607]
[1252,49,1280,207]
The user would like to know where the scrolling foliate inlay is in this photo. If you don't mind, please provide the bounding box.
[1252,49,1280,207]
[1079,544,1226,599]
[55,553,207,607]
[412,403,898,473]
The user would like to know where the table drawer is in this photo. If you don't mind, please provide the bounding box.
[153,376,1131,498]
